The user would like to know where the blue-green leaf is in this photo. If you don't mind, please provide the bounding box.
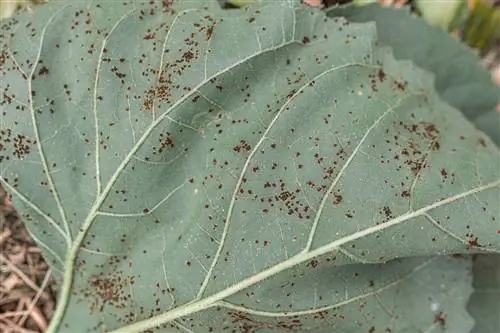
[1,1,498,332]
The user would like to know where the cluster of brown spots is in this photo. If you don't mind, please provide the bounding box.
[227,310,304,331]
[0,129,35,161]
[466,235,480,249]
[395,80,407,92]
[88,272,133,312]
[38,65,49,76]
[99,131,110,150]
[434,312,446,326]
[153,132,175,154]
[142,16,219,110]
[233,139,251,153]
[110,66,126,82]
[278,191,292,201]
[391,120,443,176]
[286,71,307,85]
[255,180,311,219]
[307,259,319,268]
[333,193,342,205]
[401,190,410,198]
[368,69,386,92]
[381,206,393,221]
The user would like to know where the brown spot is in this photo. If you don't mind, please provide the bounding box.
[278,191,292,202]
[434,312,446,326]
[182,51,194,61]
[467,236,480,249]
[302,36,310,44]
[395,80,407,91]
[333,194,342,205]
[382,206,392,217]
[205,26,214,40]
[233,140,251,153]
[307,259,319,268]
[377,69,386,82]
[38,66,49,76]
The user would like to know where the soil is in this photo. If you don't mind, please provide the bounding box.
[0,187,56,333]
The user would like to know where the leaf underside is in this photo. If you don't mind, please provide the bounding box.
[327,4,500,333]
[0,1,498,332]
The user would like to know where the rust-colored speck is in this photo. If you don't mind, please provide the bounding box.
[378,69,386,82]
[333,194,342,205]
[38,66,49,76]
[182,51,194,61]
[395,80,407,91]
[302,36,310,44]
[278,191,292,201]
[434,312,446,326]
[233,139,252,153]
[307,259,319,268]
[383,206,392,217]
[440,169,448,178]
[467,236,480,248]
[205,26,214,40]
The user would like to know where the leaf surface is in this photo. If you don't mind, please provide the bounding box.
[326,5,500,332]
[326,3,500,145]
[0,1,499,332]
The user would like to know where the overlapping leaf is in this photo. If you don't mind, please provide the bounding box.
[0,1,498,332]
[326,3,500,145]
[326,4,500,332]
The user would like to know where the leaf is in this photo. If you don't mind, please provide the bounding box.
[325,4,500,332]
[467,254,500,333]
[326,3,500,145]
[0,1,499,332]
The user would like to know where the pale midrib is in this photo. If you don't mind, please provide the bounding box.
[92,9,136,196]
[109,179,500,333]
[45,12,302,333]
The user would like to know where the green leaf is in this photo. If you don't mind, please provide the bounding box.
[326,5,500,332]
[467,255,500,333]
[1,1,499,332]
[326,3,500,145]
